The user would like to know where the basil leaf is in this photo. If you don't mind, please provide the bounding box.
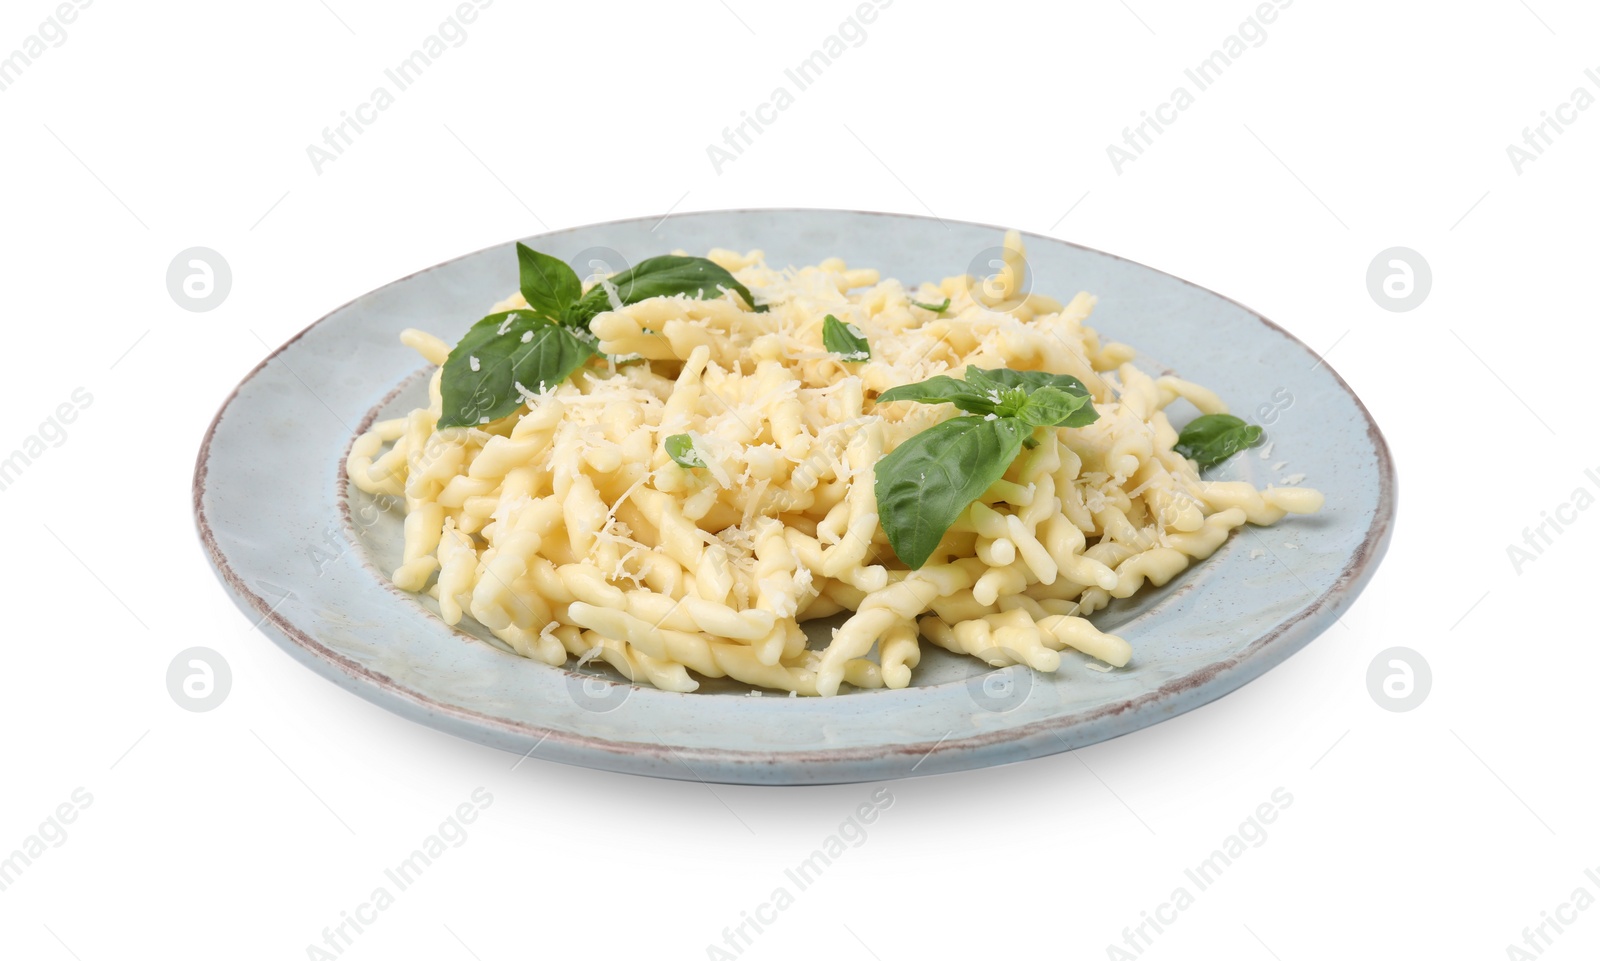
[874,415,1027,569]
[516,243,583,325]
[1015,385,1097,428]
[664,433,705,469]
[822,315,871,361]
[967,366,1099,427]
[1176,413,1264,467]
[573,255,765,322]
[875,375,999,416]
[437,311,597,429]
[911,297,950,314]
[993,387,1031,418]
[876,367,1101,426]
[1051,400,1100,429]
[966,366,1091,398]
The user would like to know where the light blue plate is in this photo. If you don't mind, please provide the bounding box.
[193,209,1395,785]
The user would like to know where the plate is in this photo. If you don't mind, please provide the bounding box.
[193,209,1396,785]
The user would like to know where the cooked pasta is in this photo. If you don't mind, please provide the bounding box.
[346,232,1323,696]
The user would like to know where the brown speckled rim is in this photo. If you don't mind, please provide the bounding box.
[192,208,1397,782]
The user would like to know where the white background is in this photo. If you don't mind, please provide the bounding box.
[2,0,1595,958]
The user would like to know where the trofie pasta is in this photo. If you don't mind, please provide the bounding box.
[346,232,1323,697]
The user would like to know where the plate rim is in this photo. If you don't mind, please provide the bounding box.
[192,207,1397,780]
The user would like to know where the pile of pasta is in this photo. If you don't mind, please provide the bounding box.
[346,233,1323,697]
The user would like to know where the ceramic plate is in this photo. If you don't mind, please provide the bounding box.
[193,209,1396,785]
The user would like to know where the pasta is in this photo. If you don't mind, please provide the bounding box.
[346,232,1323,696]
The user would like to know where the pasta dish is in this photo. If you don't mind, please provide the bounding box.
[345,232,1322,696]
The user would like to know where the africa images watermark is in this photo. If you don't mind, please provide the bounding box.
[0,787,94,895]
[704,786,895,959]
[1503,867,1600,959]
[1505,68,1600,175]
[303,787,494,959]
[706,0,896,175]
[0,0,95,95]
[1104,787,1293,959]
[305,0,496,175]
[1105,0,1295,175]
[0,388,95,494]
[1505,466,1600,574]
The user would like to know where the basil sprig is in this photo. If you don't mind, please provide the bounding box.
[437,311,597,428]
[872,367,1100,568]
[876,366,1097,427]
[664,433,705,469]
[910,297,950,314]
[822,315,870,361]
[1012,385,1091,427]
[515,244,585,326]
[572,255,766,324]
[1176,413,1264,467]
[436,243,766,428]
[965,368,1101,427]
[874,416,1029,570]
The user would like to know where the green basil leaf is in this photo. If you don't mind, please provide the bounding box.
[1015,385,1097,428]
[875,375,999,416]
[516,243,583,325]
[965,366,1091,398]
[966,366,1099,427]
[437,311,597,429]
[994,387,1031,418]
[874,415,1027,569]
[911,297,950,314]
[822,315,871,361]
[664,433,705,469]
[573,255,765,322]
[876,367,1102,426]
[1175,413,1264,468]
